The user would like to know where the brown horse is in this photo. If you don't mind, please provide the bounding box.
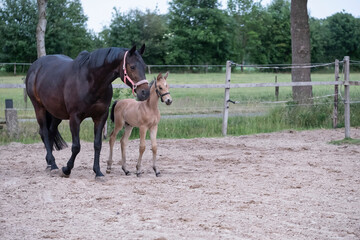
[107,72,172,177]
[26,45,150,179]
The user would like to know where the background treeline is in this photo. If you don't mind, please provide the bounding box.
[0,0,359,68]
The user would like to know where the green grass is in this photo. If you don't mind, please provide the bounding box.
[1,72,360,144]
[329,138,360,145]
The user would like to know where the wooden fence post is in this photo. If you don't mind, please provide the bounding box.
[333,59,339,128]
[275,75,279,101]
[222,61,232,136]
[5,99,18,137]
[343,56,350,138]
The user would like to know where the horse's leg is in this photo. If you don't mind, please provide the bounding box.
[150,125,160,177]
[120,124,133,176]
[136,126,147,177]
[107,120,124,174]
[47,116,63,173]
[61,116,81,177]
[33,106,59,173]
[92,115,108,179]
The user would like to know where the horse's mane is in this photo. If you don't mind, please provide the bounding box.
[74,47,125,68]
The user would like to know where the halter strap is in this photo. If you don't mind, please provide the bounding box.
[155,79,170,103]
[122,51,148,97]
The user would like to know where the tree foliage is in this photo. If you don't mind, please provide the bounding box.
[167,0,231,65]
[105,8,169,65]
[45,0,93,58]
[0,0,38,62]
[0,0,359,68]
[0,0,96,64]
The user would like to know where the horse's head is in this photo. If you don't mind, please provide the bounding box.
[122,44,150,101]
[155,72,172,105]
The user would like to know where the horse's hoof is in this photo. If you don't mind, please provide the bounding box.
[95,175,106,182]
[155,172,161,177]
[136,172,142,177]
[106,169,111,174]
[60,169,70,178]
[45,165,51,172]
[125,171,131,176]
[50,168,59,177]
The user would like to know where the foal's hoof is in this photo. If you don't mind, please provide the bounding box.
[106,169,111,174]
[136,172,142,177]
[155,172,161,177]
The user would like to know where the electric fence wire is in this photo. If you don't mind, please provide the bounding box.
[227,60,360,108]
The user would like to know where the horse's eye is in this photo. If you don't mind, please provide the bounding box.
[130,65,135,70]
[159,87,163,90]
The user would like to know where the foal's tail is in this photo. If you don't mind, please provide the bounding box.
[110,100,118,123]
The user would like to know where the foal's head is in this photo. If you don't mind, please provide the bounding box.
[155,72,172,105]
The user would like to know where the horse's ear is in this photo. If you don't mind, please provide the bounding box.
[129,45,136,56]
[157,72,162,80]
[139,44,145,55]
[164,71,169,80]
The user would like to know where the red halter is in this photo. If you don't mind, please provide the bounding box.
[122,51,148,97]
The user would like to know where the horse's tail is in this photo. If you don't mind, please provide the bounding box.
[110,100,118,123]
[45,111,67,151]
[53,129,67,151]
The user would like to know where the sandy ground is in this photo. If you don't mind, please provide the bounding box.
[0,128,359,240]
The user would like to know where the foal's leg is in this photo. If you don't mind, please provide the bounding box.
[149,125,160,177]
[136,126,147,177]
[107,120,124,174]
[119,124,133,175]
[61,116,81,177]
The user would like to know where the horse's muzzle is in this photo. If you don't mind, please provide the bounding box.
[136,86,150,101]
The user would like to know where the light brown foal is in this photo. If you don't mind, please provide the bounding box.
[107,72,172,177]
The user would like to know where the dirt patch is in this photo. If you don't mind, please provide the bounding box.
[1,128,359,239]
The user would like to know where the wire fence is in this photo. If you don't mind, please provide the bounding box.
[1,59,360,137]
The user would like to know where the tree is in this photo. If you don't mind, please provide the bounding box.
[309,17,327,63]
[227,0,269,65]
[107,8,169,65]
[0,0,38,63]
[45,0,93,58]
[36,0,47,58]
[324,12,360,61]
[291,0,312,104]
[266,0,291,64]
[167,0,231,65]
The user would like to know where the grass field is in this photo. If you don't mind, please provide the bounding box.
[1,71,360,144]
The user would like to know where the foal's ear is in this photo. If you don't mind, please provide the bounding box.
[129,45,136,56]
[139,44,145,55]
[164,71,169,80]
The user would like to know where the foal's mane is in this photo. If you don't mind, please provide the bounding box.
[149,78,156,89]
[74,47,125,68]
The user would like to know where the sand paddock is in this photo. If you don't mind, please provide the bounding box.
[0,128,359,239]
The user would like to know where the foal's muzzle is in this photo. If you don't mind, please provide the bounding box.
[164,97,172,105]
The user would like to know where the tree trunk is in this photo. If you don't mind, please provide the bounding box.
[291,0,312,104]
[36,0,47,58]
